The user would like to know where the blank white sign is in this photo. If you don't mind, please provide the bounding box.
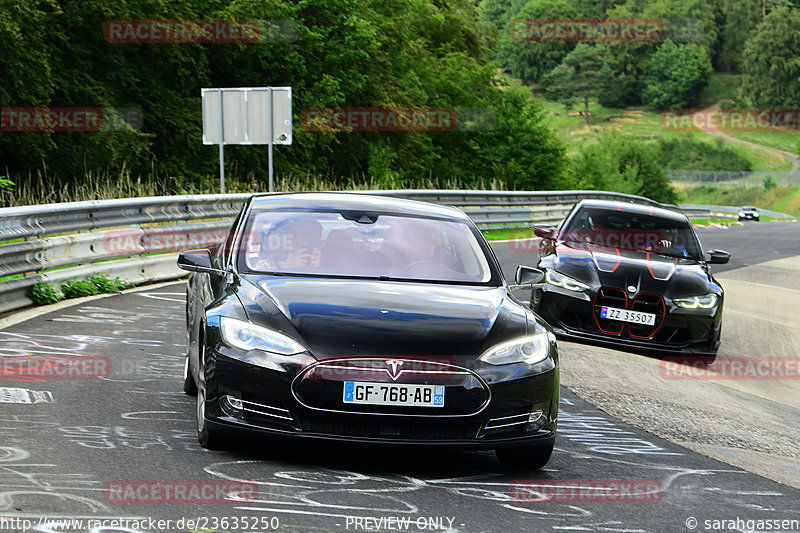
[202,87,291,145]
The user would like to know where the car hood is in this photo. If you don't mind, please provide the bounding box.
[543,242,719,296]
[236,275,529,360]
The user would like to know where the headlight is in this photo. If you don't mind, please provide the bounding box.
[219,317,306,355]
[738,212,745,217]
[479,329,553,366]
[545,269,590,292]
[673,294,718,309]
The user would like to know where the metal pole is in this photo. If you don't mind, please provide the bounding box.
[268,88,274,193]
[218,89,225,194]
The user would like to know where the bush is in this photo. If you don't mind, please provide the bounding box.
[763,176,777,190]
[655,138,752,171]
[87,273,131,294]
[61,279,101,299]
[569,133,678,204]
[29,281,61,305]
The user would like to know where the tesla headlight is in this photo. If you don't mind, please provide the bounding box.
[673,294,718,309]
[545,269,590,292]
[220,317,306,355]
[479,330,552,366]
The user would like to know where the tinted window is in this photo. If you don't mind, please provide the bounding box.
[562,207,701,259]
[237,210,493,283]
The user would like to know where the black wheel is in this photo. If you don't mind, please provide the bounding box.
[196,343,226,450]
[496,439,554,470]
[182,354,197,395]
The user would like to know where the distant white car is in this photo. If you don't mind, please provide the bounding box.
[738,206,760,221]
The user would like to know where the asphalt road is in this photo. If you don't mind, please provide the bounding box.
[0,221,798,533]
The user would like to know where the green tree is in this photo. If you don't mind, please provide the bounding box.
[1,0,568,192]
[602,0,717,106]
[718,0,760,72]
[570,133,678,203]
[642,41,712,110]
[542,43,617,126]
[497,0,578,85]
[741,6,800,107]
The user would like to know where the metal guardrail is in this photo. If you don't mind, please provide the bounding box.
[0,190,710,316]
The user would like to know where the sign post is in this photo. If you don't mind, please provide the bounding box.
[202,87,292,193]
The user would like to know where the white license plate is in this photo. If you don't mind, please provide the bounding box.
[343,381,444,407]
[600,306,656,326]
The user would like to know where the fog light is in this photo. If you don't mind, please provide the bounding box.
[220,395,244,418]
[526,407,548,432]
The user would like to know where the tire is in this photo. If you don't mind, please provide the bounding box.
[496,438,555,470]
[182,354,197,395]
[196,343,226,450]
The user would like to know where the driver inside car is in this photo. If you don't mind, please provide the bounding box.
[254,217,324,270]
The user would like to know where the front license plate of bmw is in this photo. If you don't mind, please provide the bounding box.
[343,381,444,407]
[601,306,656,325]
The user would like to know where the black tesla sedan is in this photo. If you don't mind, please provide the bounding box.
[532,200,730,358]
[178,193,558,468]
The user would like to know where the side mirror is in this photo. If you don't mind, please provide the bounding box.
[515,265,545,286]
[177,249,224,274]
[707,249,731,264]
[533,224,557,240]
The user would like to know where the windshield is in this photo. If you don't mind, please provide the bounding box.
[237,210,494,283]
[561,207,702,259]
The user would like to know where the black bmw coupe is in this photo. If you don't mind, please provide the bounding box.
[532,200,730,358]
[178,193,558,468]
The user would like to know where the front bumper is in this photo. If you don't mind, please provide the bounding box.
[203,348,559,449]
[537,286,721,355]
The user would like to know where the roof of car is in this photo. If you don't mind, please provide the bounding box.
[574,199,687,222]
[248,192,471,221]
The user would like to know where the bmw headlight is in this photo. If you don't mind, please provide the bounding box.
[673,294,718,309]
[479,328,554,366]
[545,269,590,292]
[220,317,306,355]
